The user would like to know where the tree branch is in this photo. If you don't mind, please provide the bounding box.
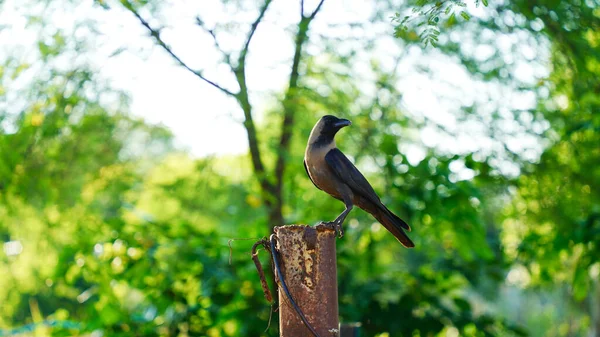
[195,17,233,67]
[307,0,325,20]
[238,0,273,69]
[238,91,276,199]
[234,0,273,180]
[123,1,281,226]
[125,7,236,97]
[231,0,279,223]
[274,0,326,195]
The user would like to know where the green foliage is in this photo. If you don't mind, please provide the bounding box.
[1,0,599,336]
[392,0,485,46]
[504,0,600,312]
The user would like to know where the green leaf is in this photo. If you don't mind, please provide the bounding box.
[38,41,51,57]
[460,11,471,20]
[448,12,457,25]
[454,298,471,312]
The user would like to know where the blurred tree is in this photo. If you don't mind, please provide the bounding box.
[113,0,328,229]
[394,0,600,335]
[504,0,600,335]
[0,37,177,334]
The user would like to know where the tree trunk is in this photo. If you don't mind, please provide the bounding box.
[268,205,285,229]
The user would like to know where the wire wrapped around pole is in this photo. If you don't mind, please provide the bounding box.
[251,240,273,302]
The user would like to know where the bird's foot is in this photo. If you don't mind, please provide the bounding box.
[322,221,344,238]
[336,222,344,238]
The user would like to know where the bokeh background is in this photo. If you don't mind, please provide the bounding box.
[1,0,599,336]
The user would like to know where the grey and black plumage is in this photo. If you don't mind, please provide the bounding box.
[304,115,414,248]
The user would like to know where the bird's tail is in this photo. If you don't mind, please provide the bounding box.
[374,208,414,248]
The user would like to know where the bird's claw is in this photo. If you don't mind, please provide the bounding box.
[322,221,344,238]
[336,223,344,238]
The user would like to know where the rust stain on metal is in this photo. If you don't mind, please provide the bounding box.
[274,224,339,337]
[304,228,317,249]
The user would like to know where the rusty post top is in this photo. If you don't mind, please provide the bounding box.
[274,223,336,233]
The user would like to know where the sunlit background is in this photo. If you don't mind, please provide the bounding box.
[1,0,599,336]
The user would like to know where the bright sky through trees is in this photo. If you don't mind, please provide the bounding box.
[1,0,542,162]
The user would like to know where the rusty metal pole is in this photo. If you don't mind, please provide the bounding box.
[274,224,339,337]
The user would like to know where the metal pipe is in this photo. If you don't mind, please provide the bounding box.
[274,224,339,337]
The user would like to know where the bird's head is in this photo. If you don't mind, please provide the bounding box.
[308,115,352,147]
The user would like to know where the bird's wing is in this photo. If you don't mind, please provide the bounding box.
[324,148,381,205]
[304,159,322,190]
[325,148,412,233]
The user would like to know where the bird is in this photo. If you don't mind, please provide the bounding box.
[304,115,414,248]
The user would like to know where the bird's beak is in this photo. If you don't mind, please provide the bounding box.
[334,119,351,128]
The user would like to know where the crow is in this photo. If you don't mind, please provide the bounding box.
[304,115,414,248]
